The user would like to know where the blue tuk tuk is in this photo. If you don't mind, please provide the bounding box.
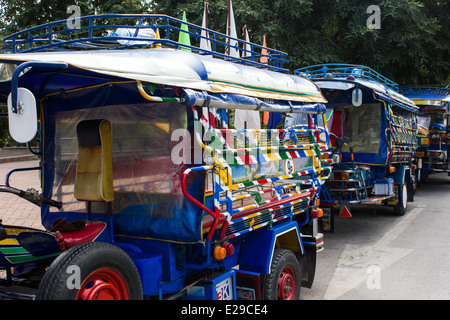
[0,14,329,300]
[400,85,450,183]
[295,64,418,231]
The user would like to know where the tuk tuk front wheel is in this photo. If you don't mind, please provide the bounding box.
[393,183,407,216]
[36,242,143,300]
[76,268,130,300]
[261,249,301,300]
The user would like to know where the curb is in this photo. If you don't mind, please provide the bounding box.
[0,155,39,163]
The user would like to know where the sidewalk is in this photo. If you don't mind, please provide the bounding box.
[0,147,38,163]
[0,159,43,230]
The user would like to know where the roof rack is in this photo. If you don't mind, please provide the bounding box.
[1,14,289,73]
[399,85,450,96]
[295,64,399,91]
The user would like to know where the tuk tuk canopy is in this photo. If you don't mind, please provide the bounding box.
[0,48,326,107]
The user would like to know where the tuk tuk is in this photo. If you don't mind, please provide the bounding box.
[400,85,450,183]
[295,64,418,231]
[0,14,329,300]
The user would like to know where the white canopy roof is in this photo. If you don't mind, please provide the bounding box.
[0,48,326,103]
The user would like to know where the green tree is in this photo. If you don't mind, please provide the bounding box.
[0,0,152,38]
[0,0,153,146]
[336,0,445,84]
[152,0,449,84]
[1,0,449,85]
[419,0,450,84]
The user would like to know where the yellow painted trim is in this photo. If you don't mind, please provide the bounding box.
[0,239,19,245]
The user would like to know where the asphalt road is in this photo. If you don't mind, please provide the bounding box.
[303,172,450,300]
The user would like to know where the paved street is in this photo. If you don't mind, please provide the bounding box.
[303,172,450,300]
[0,160,42,229]
[0,160,449,300]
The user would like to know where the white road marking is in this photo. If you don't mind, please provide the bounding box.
[323,206,423,299]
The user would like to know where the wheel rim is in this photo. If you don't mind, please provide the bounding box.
[77,268,129,300]
[402,184,407,209]
[277,265,296,300]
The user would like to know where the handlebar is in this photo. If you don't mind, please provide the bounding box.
[41,196,63,209]
[329,132,349,149]
[0,185,62,209]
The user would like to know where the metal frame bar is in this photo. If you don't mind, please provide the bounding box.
[2,14,289,73]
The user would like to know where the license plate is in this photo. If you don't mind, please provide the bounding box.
[216,277,233,300]
[387,185,398,205]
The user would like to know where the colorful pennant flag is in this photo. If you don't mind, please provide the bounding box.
[178,10,191,52]
[242,25,251,58]
[152,18,161,48]
[234,109,261,130]
[226,0,240,58]
[260,34,268,65]
[200,0,212,52]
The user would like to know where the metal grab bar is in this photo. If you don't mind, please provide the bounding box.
[10,61,68,114]
[5,166,40,187]
[181,165,220,241]
[181,164,322,242]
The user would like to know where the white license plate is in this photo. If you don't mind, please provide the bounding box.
[216,277,233,300]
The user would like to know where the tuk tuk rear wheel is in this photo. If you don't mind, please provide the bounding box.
[36,242,143,300]
[393,183,407,216]
[261,249,301,300]
[420,170,429,184]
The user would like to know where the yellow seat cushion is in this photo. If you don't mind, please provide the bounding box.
[74,120,113,202]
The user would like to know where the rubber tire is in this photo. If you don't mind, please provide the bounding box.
[407,180,414,202]
[393,183,407,216]
[261,249,301,300]
[36,242,143,300]
[420,170,429,184]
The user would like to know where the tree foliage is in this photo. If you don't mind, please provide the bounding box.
[0,0,152,36]
[0,0,448,85]
[151,0,449,84]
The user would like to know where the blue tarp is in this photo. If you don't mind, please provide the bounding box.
[180,88,327,114]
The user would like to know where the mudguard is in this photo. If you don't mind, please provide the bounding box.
[391,165,407,184]
[0,226,60,267]
[238,221,303,274]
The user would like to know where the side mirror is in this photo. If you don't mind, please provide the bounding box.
[6,61,68,144]
[351,88,362,107]
[7,87,37,143]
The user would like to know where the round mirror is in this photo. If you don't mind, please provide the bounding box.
[7,87,38,143]
[351,88,363,107]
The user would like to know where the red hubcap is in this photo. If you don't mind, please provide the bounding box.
[77,268,129,300]
[277,265,296,300]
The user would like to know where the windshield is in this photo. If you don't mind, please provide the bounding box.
[417,113,431,135]
[0,63,17,82]
[51,103,188,214]
[342,103,381,154]
[430,112,446,126]
[285,109,333,131]
[284,113,309,128]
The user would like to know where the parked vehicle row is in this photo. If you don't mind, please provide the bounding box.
[400,85,450,184]
[0,14,447,300]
